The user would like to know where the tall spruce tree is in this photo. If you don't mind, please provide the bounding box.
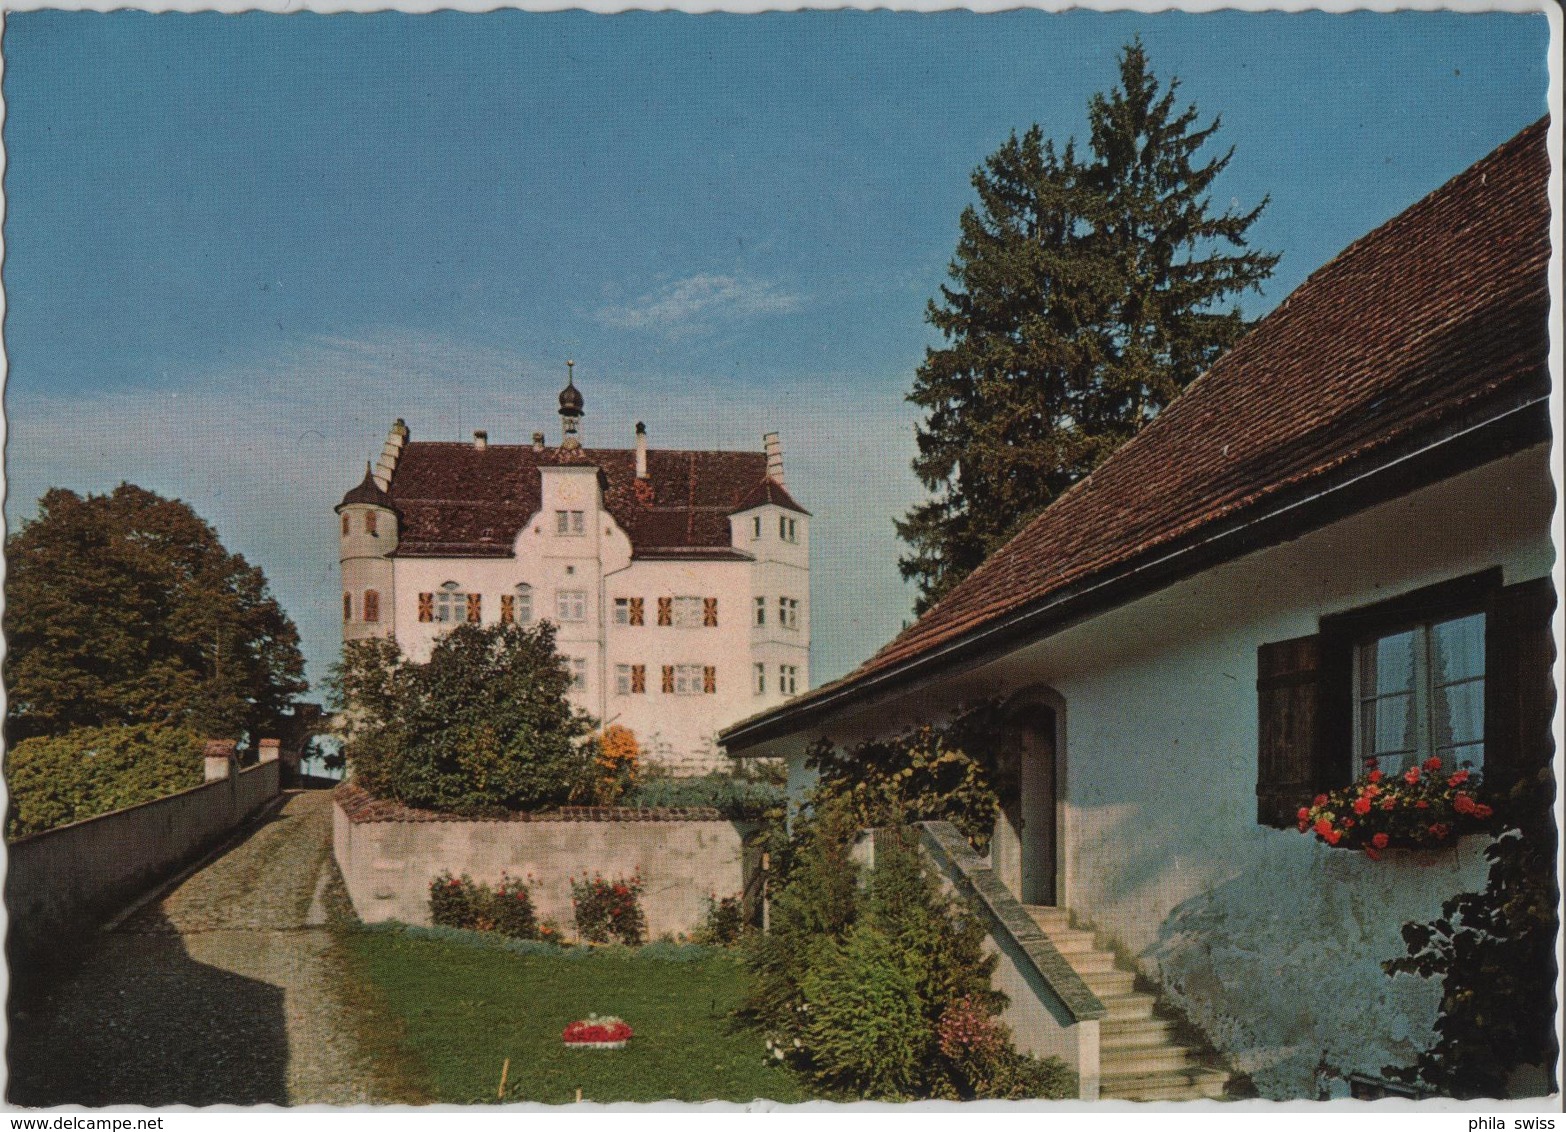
[898,40,1278,612]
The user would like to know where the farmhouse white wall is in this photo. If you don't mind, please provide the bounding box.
[768,445,1553,1098]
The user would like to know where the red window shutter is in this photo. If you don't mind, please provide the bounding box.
[363,590,379,623]
[629,597,645,626]
[466,593,482,623]
[1256,635,1321,828]
[631,664,646,694]
[657,597,672,626]
[341,514,350,537]
[662,665,675,694]
[704,665,716,694]
[500,594,515,624]
[418,593,434,622]
[704,597,718,627]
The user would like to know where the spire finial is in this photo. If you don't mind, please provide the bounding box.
[566,359,575,386]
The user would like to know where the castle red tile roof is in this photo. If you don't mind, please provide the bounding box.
[728,117,1551,741]
[378,441,792,558]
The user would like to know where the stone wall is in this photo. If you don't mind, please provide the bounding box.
[5,755,281,964]
[333,782,752,939]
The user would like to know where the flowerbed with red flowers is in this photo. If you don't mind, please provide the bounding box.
[1297,757,1494,859]
[571,872,646,946]
[562,1014,633,1049]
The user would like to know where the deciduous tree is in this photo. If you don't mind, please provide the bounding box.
[4,484,307,742]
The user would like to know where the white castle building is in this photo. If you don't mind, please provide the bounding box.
[336,372,810,773]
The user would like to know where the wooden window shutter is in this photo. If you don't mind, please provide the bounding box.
[363,590,380,623]
[467,593,482,623]
[1485,575,1558,793]
[662,665,675,694]
[703,665,716,694]
[1256,634,1322,828]
[500,594,515,624]
[629,597,645,626]
[631,664,646,694]
[704,597,718,627]
[657,597,673,626]
[418,593,434,622]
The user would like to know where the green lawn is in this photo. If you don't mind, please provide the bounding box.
[339,928,811,1105]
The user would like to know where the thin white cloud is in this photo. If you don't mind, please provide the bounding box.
[594,273,803,336]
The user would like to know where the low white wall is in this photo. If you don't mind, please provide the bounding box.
[333,786,750,939]
[5,760,281,962]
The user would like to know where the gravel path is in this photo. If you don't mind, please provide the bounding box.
[6,790,407,1107]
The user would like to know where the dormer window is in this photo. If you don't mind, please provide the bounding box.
[365,512,378,537]
[556,510,586,536]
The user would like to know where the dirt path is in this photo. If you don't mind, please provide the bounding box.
[6,790,409,1107]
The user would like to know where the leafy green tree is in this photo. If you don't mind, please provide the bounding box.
[898,40,1278,611]
[328,621,596,813]
[4,484,306,742]
[5,723,207,839]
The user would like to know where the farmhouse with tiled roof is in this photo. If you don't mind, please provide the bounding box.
[339,373,810,773]
[724,119,1555,1099]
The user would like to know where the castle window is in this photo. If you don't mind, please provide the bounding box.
[343,592,352,622]
[752,515,762,540]
[614,598,643,626]
[615,664,648,696]
[435,582,466,623]
[670,596,707,628]
[564,657,587,690]
[363,590,380,623]
[365,512,378,537]
[779,516,798,543]
[513,584,533,625]
[556,510,586,536]
[780,664,798,695]
[754,663,766,695]
[557,590,588,622]
[669,664,712,695]
[341,514,350,537]
[779,597,800,630]
[755,597,766,626]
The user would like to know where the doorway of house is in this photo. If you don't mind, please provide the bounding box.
[992,700,1058,907]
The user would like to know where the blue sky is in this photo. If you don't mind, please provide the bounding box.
[1,8,1552,698]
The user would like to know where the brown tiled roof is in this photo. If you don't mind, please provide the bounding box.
[380,441,787,558]
[733,117,1551,736]
[732,477,810,516]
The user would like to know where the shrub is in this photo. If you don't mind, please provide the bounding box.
[428,872,539,939]
[582,724,640,805]
[692,894,750,947]
[572,872,647,946]
[623,770,783,820]
[745,808,1066,1100]
[805,703,1006,853]
[329,623,597,814]
[5,723,207,839]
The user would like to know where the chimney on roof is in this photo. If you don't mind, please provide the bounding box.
[635,422,649,479]
[764,432,785,487]
[373,419,410,491]
[532,432,546,452]
[473,430,488,450]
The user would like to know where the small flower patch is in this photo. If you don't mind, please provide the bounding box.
[1297,758,1494,858]
[571,872,647,946]
[563,1014,633,1049]
[429,871,540,938]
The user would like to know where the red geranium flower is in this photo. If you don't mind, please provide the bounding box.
[1475,804,1494,819]
[1453,793,1477,815]
[1428,823,1450,840]
[1404,767,1421,784]
[1415,800,1429,810]
[1423,756,1443,772]
[1297,807,1311,822]
[1314,818,1334,838]
[1368,770,1383,784]
[1313,794,1328,807]
[1448,769,1470,787]
[1352,797,1372,815]
[1372,833,1390,850]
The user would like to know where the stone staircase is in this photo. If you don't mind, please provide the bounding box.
[1023,905,1231,1102]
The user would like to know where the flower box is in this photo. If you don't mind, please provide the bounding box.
[563,1015,632,1050]
[1298,757,1494,858]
